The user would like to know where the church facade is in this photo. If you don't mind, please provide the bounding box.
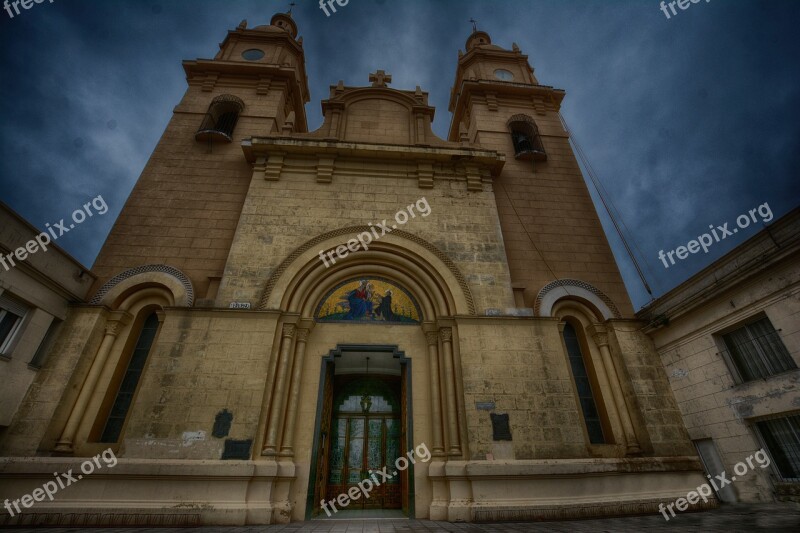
[0,12,711,526]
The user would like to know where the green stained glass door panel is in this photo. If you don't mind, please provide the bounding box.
[327,418,346,485]
[367,419,383,471]
[385,419,401,484]
[347,418,365,483]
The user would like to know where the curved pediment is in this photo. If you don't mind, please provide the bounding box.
[343,94,411,144]
[303,79,452,147]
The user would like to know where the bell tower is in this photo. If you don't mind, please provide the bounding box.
[448,28,634,316]
[90,11,309,302]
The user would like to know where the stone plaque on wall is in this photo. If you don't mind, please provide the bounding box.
[490,413,512,441]
[222,439,252,460]
[212,409,233,438]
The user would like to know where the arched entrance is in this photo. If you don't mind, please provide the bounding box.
[253,232,475,522]
[306,345,414,519]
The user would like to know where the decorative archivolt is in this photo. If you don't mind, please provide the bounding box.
[535,279,621,321]
[258,226,475,316]
[89,264,194,308]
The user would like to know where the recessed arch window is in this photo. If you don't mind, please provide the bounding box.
[195,94,245,143]
[99,311,160,443]
[562,321,607,444]
[507,114,546,161]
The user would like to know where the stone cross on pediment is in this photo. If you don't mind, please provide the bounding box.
[369,70,392,88]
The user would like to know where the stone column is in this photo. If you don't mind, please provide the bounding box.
[279,327,309,456]
[54,311,132,454]
[439,327,461,456]
[588,324,641,453]
[425,330,445,456]
[263,323,296,455]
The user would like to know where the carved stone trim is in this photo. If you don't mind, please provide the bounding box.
[417,161,434,189]
[587,323,609,347]
[90,265,194,307]
[465,164,482,192]
[282,323,296,339]
[104,311,132,337]
[296,328,310,343]
[316,155,336,183]
[485,92,498,111]
[256,76,271,95]
[201,72,218,92]
[264,152,286,181]
[534,279,621,319]
[258,226,475,315]
[425,331,439,346]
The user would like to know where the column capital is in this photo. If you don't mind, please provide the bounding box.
[587,323,609,348]
[439,327,453,343]
[105,311,133,337]
[282,323,296,339]
[425,331,439,346]
[296,328,310,343]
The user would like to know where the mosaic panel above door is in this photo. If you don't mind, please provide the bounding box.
[315,277,422,324]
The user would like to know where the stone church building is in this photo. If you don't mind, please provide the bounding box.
[0,11,711,526]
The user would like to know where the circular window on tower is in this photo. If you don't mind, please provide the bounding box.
[494,69,514,81]
[242,49,265,61]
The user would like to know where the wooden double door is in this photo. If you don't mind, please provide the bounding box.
[326,414,402,509]
[314,372,407,513]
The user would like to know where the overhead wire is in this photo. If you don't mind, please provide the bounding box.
[557,111,659,300]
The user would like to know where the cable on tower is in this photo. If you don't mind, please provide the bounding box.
[557,111,657,299]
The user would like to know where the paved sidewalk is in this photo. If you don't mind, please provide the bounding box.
[6,504,800,532]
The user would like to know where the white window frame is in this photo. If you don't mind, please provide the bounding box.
[0,292,30,357]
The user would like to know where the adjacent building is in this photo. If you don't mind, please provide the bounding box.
[0,202,96,432]
[639,208,800,504]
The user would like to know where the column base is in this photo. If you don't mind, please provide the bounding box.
[52,441,74,455]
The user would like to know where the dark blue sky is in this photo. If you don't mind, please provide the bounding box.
[1,0,798,309]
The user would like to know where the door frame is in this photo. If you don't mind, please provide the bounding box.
[305,344,414,520]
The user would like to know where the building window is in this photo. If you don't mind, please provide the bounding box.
[755,414,800,482]
[721,316,795,382]
[562,322,606,444]
[195,94,245,143]
[241,48,265,61]
[0,293,29,356]
[507,114,546,161]
[99,312,160,443]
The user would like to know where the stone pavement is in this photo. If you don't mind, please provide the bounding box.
[7,504,800,532]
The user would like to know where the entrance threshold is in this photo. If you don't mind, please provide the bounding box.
[314,509,407,520]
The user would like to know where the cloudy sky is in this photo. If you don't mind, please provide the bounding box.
[1,0,798,310]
